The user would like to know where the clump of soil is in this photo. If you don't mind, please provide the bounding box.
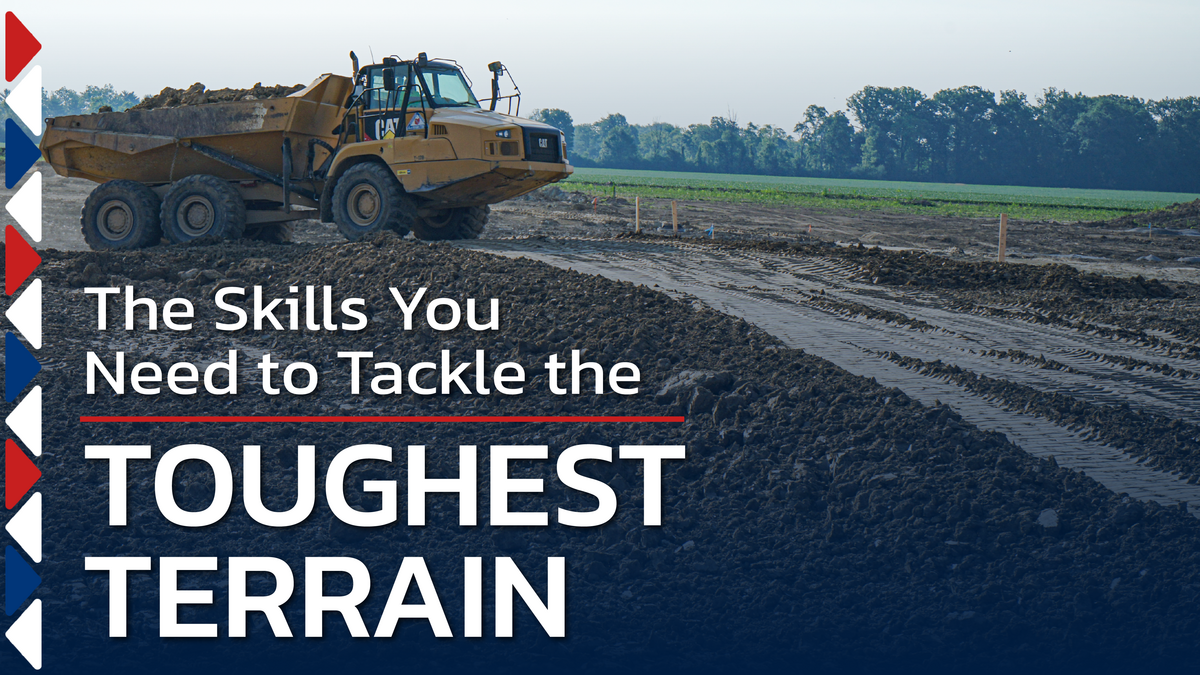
[1103,199,1200,230]
[843,245,1177,298]
[513,185,592,205]
[128,81,306,111]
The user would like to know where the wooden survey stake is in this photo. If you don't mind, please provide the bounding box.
[998,213,1008,263]
[635,196,641,233]
[672,200,679,235]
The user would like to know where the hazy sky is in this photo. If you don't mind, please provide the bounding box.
[9,0,1200,130]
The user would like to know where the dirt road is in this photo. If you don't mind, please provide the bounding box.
[460,237,1200,513]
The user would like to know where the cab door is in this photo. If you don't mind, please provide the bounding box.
[360,66,408,143]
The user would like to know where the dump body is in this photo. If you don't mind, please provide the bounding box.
[40,74,353,208]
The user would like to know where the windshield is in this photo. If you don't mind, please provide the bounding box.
[364,65,480,110]
[418,67,479,108]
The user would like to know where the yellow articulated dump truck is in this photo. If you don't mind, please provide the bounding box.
[39,52,572,249]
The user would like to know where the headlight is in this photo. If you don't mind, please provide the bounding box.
[495,129,512,138]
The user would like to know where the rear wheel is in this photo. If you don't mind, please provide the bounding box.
[80,180,163,250]
[410,205,489,241]
[332,163,414,241]
[160,175,246,243]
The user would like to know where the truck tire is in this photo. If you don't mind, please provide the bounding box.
[410,205,489,241]
[332,163,414,241]
[80,180,163,250]
[160,175,246,244]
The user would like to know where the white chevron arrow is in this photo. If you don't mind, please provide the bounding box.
[5,599,41,670]
[4,65,42,135]
[5,170,42,241]
[6,278,41,349]
[6,492,41,562]
[6,386,41,456]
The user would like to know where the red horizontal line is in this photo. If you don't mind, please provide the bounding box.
[80,415,685,424]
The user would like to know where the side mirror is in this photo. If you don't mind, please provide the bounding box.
[383,69,396,91]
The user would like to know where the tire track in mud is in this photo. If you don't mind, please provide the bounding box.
[459,237,1200,514]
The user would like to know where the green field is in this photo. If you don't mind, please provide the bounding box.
[563,168,1200,221]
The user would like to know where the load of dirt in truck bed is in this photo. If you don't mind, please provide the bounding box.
[127,81,306,111]
[1100,199,1200,231]
[21,235,1200,672]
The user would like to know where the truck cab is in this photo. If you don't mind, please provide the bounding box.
[321,53,572,240]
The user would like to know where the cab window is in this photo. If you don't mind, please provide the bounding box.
[419,67,480,108]
[363,67,426,110]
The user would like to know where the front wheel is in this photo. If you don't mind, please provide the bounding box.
[80,180,163,250]
[410,205,489,241]
[160,175,246,243]
[332,163,414,241]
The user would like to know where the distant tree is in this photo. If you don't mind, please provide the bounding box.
[747,123,794,176]
[990,90,1042,185]
[853,129,886,179]
[1072,95,1158,189]
[930,86,998,183]
[1151,96,1200,191]
[43,87,83,117]
[600,127,639,167]
[690,116,750,173]
[796,105,859,176]
[531,108,575,154]
[596,114,639,167]
[573,123,601,161]
[595,113,636,140]
[43,84,139,116]
[1036,88,1094,185]
[638,122,687,170]
[847,86,934,179]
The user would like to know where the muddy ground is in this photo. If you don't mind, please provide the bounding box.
[20,166,1200,285]
[1102,199,1200,231]
[13,236,1200,674]
[8,168,1200,672]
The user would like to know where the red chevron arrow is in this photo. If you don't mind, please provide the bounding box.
[5,13,41,82]
[5,440,40,509]
[5,226,41,296]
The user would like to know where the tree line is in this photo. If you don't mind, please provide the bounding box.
[10,83,1196,193]
[1,84,139,143]
[532,86,1200,193]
